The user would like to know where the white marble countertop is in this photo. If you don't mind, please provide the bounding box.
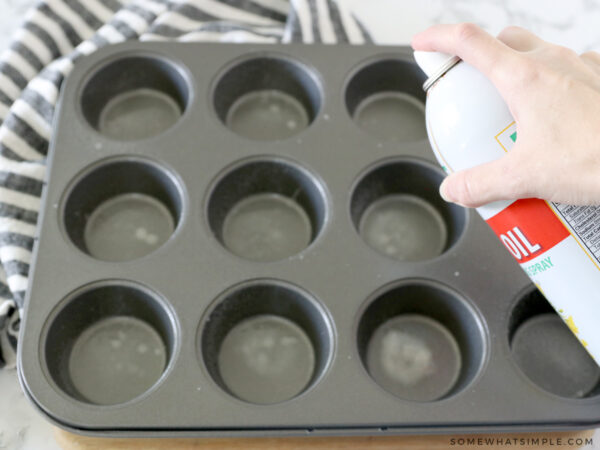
[1,0,600,448]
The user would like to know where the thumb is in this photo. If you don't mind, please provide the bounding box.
[440,156,525,207]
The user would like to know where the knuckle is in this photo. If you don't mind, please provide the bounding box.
[581,50,600,62]
[497,25,523,40]
[455,22,481,45]
[581,50,600,58]
[546,44,578,62]
[557,45,578,59]
[535,64,579,90]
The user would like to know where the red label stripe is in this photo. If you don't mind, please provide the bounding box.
[486,199,569,264]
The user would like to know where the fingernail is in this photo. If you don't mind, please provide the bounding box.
[440,182,469,208]
[439,181,453,202]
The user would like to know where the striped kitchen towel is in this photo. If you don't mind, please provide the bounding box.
[0,0,371,369]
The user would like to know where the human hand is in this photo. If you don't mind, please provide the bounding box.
[412,23,600,208]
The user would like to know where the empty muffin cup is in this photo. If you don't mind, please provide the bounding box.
[213,56,321,141]
[43,281,177,405]
[200,280,334,404]
[509,289,600,398]
[207,159,327,262]
[345,58,426,141]
[350,159,466,261]
[62,158,183,261]
[357,281,486,402]
[80,55,190,140]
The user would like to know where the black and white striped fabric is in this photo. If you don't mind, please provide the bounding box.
[0,0,371,368]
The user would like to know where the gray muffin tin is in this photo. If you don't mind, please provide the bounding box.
[17,42,600,436]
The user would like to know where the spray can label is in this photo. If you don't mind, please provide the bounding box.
[486,198,569,264]
[485,122,600,359]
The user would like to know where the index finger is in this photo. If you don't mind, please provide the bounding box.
[412,23,520,87]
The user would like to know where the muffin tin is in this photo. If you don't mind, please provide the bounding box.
[18,42,600,436]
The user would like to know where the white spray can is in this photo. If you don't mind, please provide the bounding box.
[415,50,600,363]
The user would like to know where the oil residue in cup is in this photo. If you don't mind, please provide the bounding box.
[379,328,436,385]
[84,193,175,262]
[98,88,182,141]
[353,91,426,142]
[367,314,461,402]
[359,194,447,261]
[222,193,312,262]
[218,314,315,404]
[69,316,166,405]
[226,90,309,141]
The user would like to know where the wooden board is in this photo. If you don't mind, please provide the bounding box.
[55,428,595,450]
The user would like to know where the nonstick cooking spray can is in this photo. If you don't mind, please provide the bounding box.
[415,50,600,364]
